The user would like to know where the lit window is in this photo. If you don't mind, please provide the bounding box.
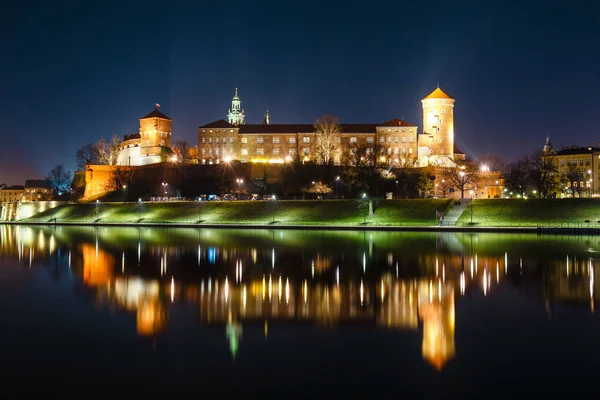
[273,148,279,155]
[216,138,220,144]
[257,148,264,155]
[289,148,296,155]
[387,137,392,143]
[366,137,373,143]
[257,137,264,144]
[209,138,213,144]
[216,148,220,155]
[230,129,234,133]
[303,148,310,155]
[273,137,279,144]
[394,137,399,143]
[409,148,413,154]
[303,137,310,143]
[402,147,406,154]
[202,130,206,133]
[402,137,406,143]
[350,137,357,143]
[380,137,384,143]
[241,137,247,144]
[241,149,248,155]
[222,138,227,144]
[201,149,205,154]
[202,137,206,144]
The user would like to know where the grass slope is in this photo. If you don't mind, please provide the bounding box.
[22,199,453,226]
[457,198,600,227]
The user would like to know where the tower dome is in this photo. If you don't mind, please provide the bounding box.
[421,86,455,163]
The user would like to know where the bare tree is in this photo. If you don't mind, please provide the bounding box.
[171,140,192,163]
[524,150,558,198]
[438,178,451,198]
[417,173,435,198]
[76,143,101,170]
[46,164,72,195]
[564,163,585,198]
[313,115,341,165]
[106,165,136,191]
[443,163,478,198]
[503,159,529,197]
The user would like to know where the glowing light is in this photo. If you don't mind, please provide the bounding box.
[363,252,366,272]
[460,272,465,295]
[243,285,247,310]
[268,274,273,302]
[171,276,175,303]
[225,276,229,303]
[360,279,364,306]
[285,278,290,305]
[303,280,308,303]
[272,248,275,269]
[262,275,266,301]
[336,267,340,286]
[381,280,385,302]
[278,275,282,303]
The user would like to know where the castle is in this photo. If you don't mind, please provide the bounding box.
[115,108,173,166]
[197,86,465,168]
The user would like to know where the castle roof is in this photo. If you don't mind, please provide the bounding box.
[199,119,235,129]
[141,109,171,120]
[25,180,51,189]
[380,118,417,127]
[555,146,599,156]
[423,87,452,100]
[200,119,420,134]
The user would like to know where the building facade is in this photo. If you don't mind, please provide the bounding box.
[24,180,52,201]
[198,87,460,168]
[116,108,173,166]
[0,185,25,203]
[542,137,600,197]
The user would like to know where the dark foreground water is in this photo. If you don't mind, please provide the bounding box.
[1,225,600,397]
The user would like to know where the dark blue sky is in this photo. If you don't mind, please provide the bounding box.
[1,0,599,184]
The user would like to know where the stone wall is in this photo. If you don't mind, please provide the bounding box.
[0,201,67,221]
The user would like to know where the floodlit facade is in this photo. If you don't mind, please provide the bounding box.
[115,108,173,166]
[198,87,464,168]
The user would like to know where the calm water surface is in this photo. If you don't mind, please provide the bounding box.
[1,225,600,397]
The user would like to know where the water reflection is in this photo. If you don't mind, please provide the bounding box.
[0,224,598,371]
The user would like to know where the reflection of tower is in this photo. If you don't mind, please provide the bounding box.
[81,243,114,286]
[137,299,168,336]
[226,312,243,360]
[227,88,245,126]
[420,87,455,166]
[418,281,455,370]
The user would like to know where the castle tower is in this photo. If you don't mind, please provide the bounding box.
[227,88,245,125]
[420,86,455,164]
[139,106,172,163]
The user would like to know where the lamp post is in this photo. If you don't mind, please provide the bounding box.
[94,199,100,222]
[122,184,127,202]
[395,180,399,199]
[470,190,474,224]
[460,171,466,198]
[335,176,340,198]
[137,198,142,221]
[162,182,168,199]
[236,178,244,199]
[480,164,490,198]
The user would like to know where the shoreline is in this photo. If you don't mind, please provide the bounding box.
[3,220,600,235]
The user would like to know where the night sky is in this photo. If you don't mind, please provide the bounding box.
[1,0,599,184]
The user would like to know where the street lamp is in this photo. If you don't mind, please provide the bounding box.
[162,182,168,198]
[470,190,474,224]
[395,180,399,199]
[335,176,340,198]
[137,198,142,221]
[94,199,100,222]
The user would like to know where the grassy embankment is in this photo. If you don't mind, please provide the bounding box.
[20,199,453,226]
[456,198,600,227]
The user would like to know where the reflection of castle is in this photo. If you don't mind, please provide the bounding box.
[3,226,599,371]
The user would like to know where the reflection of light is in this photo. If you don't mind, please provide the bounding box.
[460,272,465,295]
[122,252,125,273]
[483,269,488,296]
[262,275,266,301]
[363,252,366,272]
[566,255,570,277]
[225,276,229,303]
[197,245,201,266]
[278,275,282,303]
[208,247,217,264]
[360,279,364,306]
[243,285,247,310]
[171,276,175,303]
[272,248,275,269]
[505,252,508,274]
[49,235,55,254]
[496,262,499,284]
[311,260,315,278]
[470,258,474,279]
[590,260,594,299]
[285,278,289,304]
[336,267,340,286]
[381,280,385,302]
[268,274,272,302]
[303,280,308,303]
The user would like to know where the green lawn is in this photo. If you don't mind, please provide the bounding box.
[457,198,600,227]
[21,199,453,226]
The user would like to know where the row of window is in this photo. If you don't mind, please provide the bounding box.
[201,147,416,156]
[201,136,417,144]
[201,129,236,133]
[559,159,592,167]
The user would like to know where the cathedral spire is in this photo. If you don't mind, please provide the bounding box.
[262,109,270,125]
[227,87,245,125]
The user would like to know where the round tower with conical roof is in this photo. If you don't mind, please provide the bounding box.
[421,87,455,162]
